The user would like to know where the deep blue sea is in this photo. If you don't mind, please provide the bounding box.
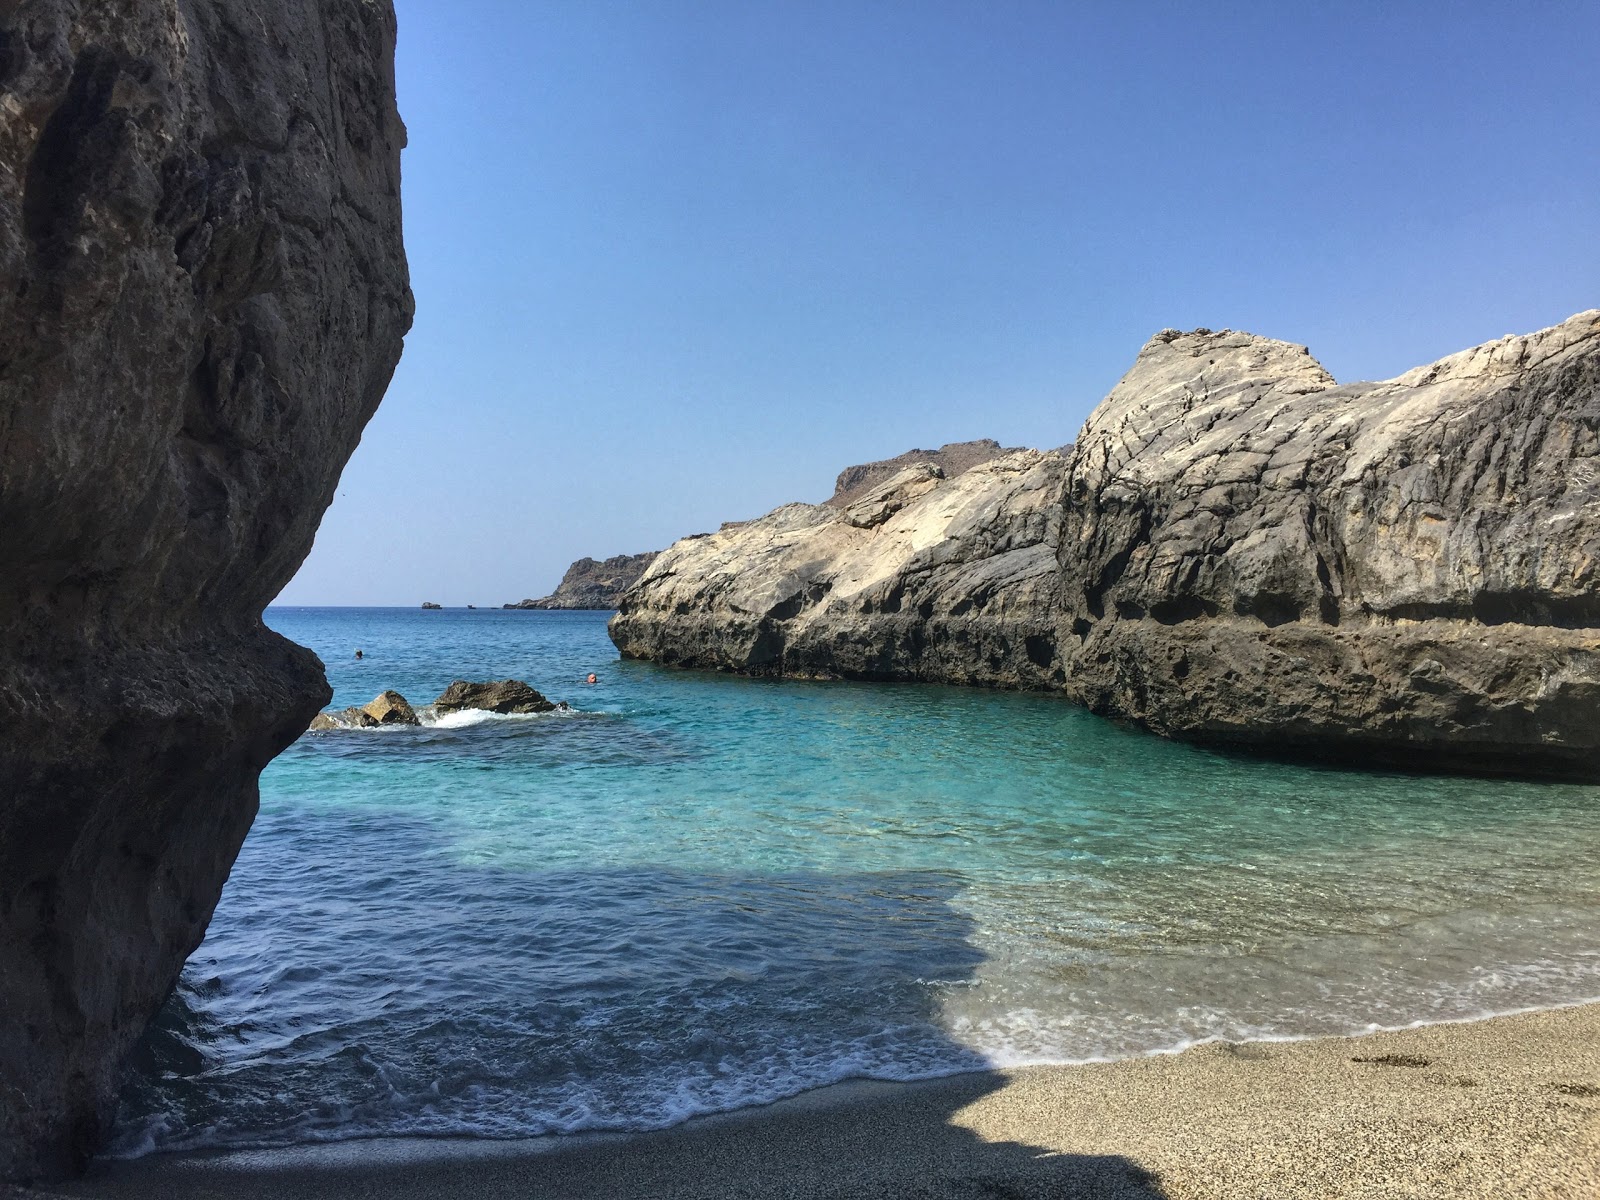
[112,607,1600,1155]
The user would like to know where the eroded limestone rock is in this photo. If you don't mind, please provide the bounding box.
[827,438,1020,507]
[610,450,1070,687]
[611,313,1600,777]
[0,0,410,1179]
[1057,313,1600,776]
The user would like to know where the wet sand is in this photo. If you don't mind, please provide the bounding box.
[57,1003,1600,1199]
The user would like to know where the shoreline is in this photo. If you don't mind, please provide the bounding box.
[60,1002,1600,1199]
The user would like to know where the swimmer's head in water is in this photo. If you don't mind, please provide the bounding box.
[586,673,598,684]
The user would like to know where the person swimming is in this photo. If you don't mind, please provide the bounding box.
[354,649,364,660]
[585,673,597,684]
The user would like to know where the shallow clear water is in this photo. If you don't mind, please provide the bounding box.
[113,607,1600,1154]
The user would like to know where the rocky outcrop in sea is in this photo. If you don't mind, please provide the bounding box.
[307,682,563,729]
[612,313,1600,778]
[435,679,558,715]
[1059,314,1600,777]
[506,552,661,610]
[610,451,1070,688]
[0,0,410,1180]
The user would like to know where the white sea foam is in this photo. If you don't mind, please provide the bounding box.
[311,706,582,731]
[422,708,554,729]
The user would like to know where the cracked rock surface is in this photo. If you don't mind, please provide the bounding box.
[610,450,1070,688]
[614,313,1600,778]
[1059,312,1600,776]
[0,0,409,1179]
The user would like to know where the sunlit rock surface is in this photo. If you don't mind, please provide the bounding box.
[615,313,1600,777]
[611,450,1070,688]
[1058,312,1600,776]
[825,438,1021,507]
[0,0,410,1178]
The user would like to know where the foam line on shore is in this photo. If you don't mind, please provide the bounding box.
[64,1003,1600,1199]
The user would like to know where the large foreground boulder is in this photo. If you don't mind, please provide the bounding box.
[610,450,1069,687]
[0,0,410,1180]
[1057,313,1600,777]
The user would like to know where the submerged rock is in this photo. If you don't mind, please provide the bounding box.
[610,450,1069,687]
[507,552,661,610]
[1057,312,1600,777]
[0,0,410,1180]
[612,312,1600,777]
[434,679,558,715]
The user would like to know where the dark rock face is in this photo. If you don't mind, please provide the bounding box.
[507,552,660,610]
[827,438,1019,507]
[0,0,410,1181]
[610,451,1069,687]
[1057,313,1600,777]
[434,679,557,715]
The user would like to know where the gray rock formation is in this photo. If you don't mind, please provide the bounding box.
[613,312,1600,778]
[1057,313,1600,777]
[0,0,409,1180]
[506,551,660,610]
[827,438,1020,506]
[610,451,1069,687]
[434,679,557,715]
[421,601,442,609]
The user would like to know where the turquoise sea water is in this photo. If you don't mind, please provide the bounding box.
[113,607,1600,1154]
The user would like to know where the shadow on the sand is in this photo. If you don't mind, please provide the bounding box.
[65,1074,1168,1199]
[67,802,1168,1199]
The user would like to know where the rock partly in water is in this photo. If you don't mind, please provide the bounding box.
[434,679,558,715]
[359,691,419,726]
[1056,312,1600,778]
[610,450,1070,687]
[0,0,410,1181]
[507,552,661,610]
[612,312,1600,778]
[306,691,418,731]
[827,438,1021,507]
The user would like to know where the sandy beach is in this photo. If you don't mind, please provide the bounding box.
[46,1002,1599,1200]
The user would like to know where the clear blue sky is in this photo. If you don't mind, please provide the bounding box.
[276,0,1599,606]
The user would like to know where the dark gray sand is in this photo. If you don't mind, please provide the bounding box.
[55,1004,1600,1199]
